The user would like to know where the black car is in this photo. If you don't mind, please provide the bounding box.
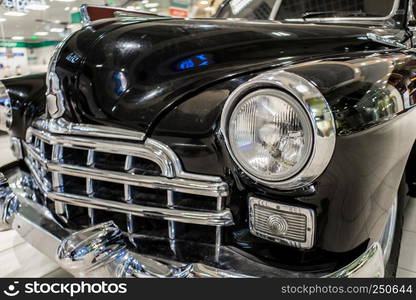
[1,0,416,277]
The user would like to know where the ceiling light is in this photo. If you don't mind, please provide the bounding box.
[200,0,209,5]
[64,6,70,11]
[142,0,149,3]
[11,36,24,40]
[50,27,64,33]
[0,18,6,22]
[4,11,26,17]
[26,3,50,10]
[149,8,158,12]
[34,31,48,36]
[55,0,77,2]
[144,2,159,8]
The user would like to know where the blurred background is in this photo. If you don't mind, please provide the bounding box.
[0,0,224,78]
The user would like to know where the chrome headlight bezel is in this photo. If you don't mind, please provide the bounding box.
[221,70,336,190]
[0,81,12,132]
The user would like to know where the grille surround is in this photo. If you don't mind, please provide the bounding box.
[23,118,233,256]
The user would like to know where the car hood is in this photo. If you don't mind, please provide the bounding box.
[55,18,399,134]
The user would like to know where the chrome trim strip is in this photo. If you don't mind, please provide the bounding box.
[48,192,233,227]
[269,0,282,20]
[35,118,146,142]
[220,70,336,190]
[145,138,224,183]
[48,163,228,197]
[367,33,406,48]
[380,196,397,266]
[124,155,135,242]
[326,243,385,278]
[46,32,78,119]
[28,126,175,178]
[51,143,67,222]
[86,149,95,225]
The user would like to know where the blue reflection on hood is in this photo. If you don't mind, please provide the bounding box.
[177,53,212,71]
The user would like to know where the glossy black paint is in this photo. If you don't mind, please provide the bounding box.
[5,4,416,273]
[2,73,46,139]
[55,18,401,134]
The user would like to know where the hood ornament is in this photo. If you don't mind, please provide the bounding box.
[80,4,171,27]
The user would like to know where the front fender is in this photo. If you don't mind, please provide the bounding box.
[2,73,47,139]
[288,52,416,252]
[152,52,416,254]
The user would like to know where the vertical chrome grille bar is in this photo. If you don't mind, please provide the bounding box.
[52,144,67,221]
[167,190,176,253]
[215,196,224,262]
[39,140,49,202]
[39,140,45,158]
[86,150,95,225]
[124,156,134,243]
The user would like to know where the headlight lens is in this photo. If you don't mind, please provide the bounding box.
[228,89,313,181]
[0,81,12,132]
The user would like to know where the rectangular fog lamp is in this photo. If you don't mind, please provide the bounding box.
[249,197,315,249]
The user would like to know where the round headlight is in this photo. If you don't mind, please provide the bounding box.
[227,89,313,181]
[0,81,12,132]
[222,70,336,189]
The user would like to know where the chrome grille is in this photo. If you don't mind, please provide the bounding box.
[23,118,233,254]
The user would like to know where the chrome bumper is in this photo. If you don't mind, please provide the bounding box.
[0,167,385,278]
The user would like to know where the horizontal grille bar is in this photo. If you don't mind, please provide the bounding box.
[24,143,227,197]
[28,127,176,177]
[49,191,233,226]
[35,118,146,142]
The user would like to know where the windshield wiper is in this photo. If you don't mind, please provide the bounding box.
[302,10,379,19]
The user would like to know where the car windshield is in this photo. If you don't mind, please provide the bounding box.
[217,0,398,21]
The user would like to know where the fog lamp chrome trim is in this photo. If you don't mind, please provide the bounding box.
[249,197,315,249]
[221,70,336,190]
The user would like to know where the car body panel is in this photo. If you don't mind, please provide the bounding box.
[2,3,416,273]
[54,18,403,134]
